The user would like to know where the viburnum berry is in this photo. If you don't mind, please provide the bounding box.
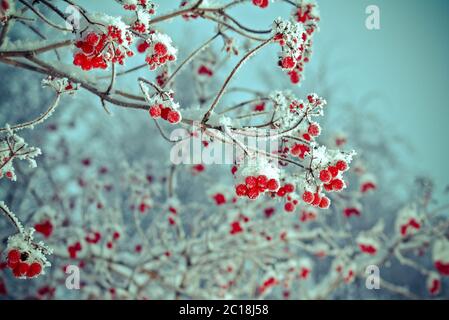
[143,33,177,70]
[328,166,339,178]
[167,110,181,124]
[137,41,150,53]
[252,0,269,9]
[73,22,134,71]
[284,202,295,212]
[154,42,168,56]
[311,193,321,207]
[34,220,53,238]
[302,191,314,204]
[235,184,248,196]
[281,56,296,69]
[307,123,320,137]
[247,187,260,200]
[283,183,295,193]
[27,262,42,278]
[319,169,332,183]
[149,105,161,118]
[331,179,344,191]
[245,176,257,188]
[266,179,279,191]
[257,175,268,187]
[319,196,330,209]
[7,249,21,267]
[336,160,348,172]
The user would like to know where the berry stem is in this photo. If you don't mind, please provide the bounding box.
[201,38,272,124]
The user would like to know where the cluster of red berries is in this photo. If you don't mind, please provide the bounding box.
[428,276,441,295]
[230,214,250,235]
[290,143,310,159]
[358,244,377,255]
[73,28,133,70]
[122,0,155,13]
[301,190,330,209]
[252,0,269,9]
[149,103,181,124]
[131,21,148,34]
[85,231,101,244]
[138,41,176,70]
[68,241,82,259]
[34,219,53,238]
[400,218,421,237]
[435,260,449,276]
[180,0,199,20]
[294,2,320,27]
[361,181,376,193]
[319,160,348,192]
[212,193,227,206]
[0,169,13,180]
[198,65,213,77]
[235,175,280,200]
[106,231,121,250]
[156,68,168,87]
[344,207,361,218]
[6,249,43,279]
[230,221,243,235]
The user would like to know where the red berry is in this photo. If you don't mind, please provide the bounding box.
[27,262,42,278]
[323,183,333,192]
[277,187,286,197]
[257,175,268,186]
[160,107,171,120]
[149,105,161,118]
[137,41,150,53]
[86,32,99,45]
[16,262,29,277]
[308,123,320,137]
[311,193,321,206]
[247,187,260,200]
[319,170,332,183]
[328,166,339,178]
[281,56,296,69]
[245,176,257,188]
[331,179,344,191]
[302,191,314,204]
[7,249,21,266]
[267,179,279,191]
[336,160,348,172]
[167,110,181,124]
[284,183,295,193]
[154,42,168,56]
[284,202,295,212]
[319,196,330,209]
[113,231,120,240]
[235,184,247,196]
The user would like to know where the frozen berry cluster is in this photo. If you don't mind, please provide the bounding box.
[138,33,177,70]
[73,26,134,70]
[235,175,281,200]
[148,100,182,124]
[6,249,43,279]
[118,0,156,13]
[273,18,306,75]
